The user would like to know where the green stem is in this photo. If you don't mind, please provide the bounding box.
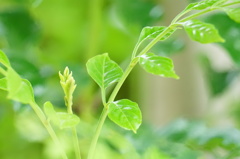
[87,107,108,159]
[101,88,106,106]
[66,98,81,159]
[108,58,139,103]
[138,26,175,57]
[171,9,191,25]
[72,128,81,159]
[29,102,68,159]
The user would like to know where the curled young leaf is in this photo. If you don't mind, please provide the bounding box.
[86,53,123,90]
[108,99,142,133]
[139,53,179,79]
[225,8,240,23]
[182,19,225,43]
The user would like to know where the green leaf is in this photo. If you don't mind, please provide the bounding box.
[182,20,225,44]
[225,8,240,23]
[56,113,80,129]
[86,53,123,89]
[6,67,22,97]
[5,67,34,104]
[9,79,35,104]
[139,53,179,79]
[44,101,80,129]
[0,78,7,91]
[185,0,227,11]
[108,99,142,133]
[0,50,10,67]
[138,26,176,44]
[44,101,57,119]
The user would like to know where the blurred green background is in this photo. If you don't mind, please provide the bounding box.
[1,0,240,158]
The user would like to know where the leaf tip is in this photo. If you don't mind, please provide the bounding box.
[132,129,137,134]
[174,75,180,80]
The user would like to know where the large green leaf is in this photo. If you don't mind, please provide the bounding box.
[86,53,123,89]
[6,67,23,98]
[182,20,225,44]
[9,79,35,104]
[139,53,179,79]
[6,67,34,104]
[138,26,176,44]
[44,101,80,129]
[185,0,227,11]
[0,50,10,67]
[108,99,142,133]
[225,8,240,23]
[0,78,7,91]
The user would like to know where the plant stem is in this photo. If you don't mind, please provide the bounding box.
[72,128,81,159]
[87,107,108,159]
[101,88,106,106]
[66,98,81,159]
[138,26,174,57]
[30,102,68,159]
[108,58,139,103]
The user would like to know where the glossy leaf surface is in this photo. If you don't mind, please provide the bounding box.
[185,0,227,11]
[108,99,142,133]
[139,53,179,79]
[0,50,10,67]
[86,53,123,89]
[138,26,176,44]
[44,101,80,129]
[182,20,225,43]
[225,8,240,23]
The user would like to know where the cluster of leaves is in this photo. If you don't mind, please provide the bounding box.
[158,119,240,158]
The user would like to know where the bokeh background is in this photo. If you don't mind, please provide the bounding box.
[1,0,240,158]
